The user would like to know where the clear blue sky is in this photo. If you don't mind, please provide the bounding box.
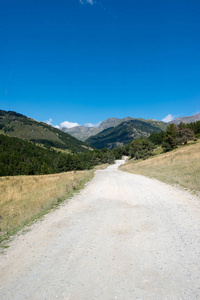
[0,0,200,127]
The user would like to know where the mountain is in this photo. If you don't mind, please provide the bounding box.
[86,119,163,149]
[62,126,98,142]
[62,117,125,141]
[0,110,89,153]
[136,119,167,131]
[169,113,200,125]
[63,117,166,141]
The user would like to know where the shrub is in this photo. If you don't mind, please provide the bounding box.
[129,138,154,160]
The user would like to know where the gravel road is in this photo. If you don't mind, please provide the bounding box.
[0,160,200,300]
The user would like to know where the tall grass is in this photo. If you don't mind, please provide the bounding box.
[120,142,200,192]
[0,170,94,243]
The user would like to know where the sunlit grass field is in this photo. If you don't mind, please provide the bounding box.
[120,141,200,192]
[0,170,94,244]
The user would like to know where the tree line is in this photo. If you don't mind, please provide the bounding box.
[0,134,116,176]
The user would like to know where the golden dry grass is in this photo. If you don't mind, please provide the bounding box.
[0,170,93,242]
[120,142,200,192]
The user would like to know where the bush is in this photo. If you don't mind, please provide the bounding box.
[129,138,154,160]
[148,131,165,145]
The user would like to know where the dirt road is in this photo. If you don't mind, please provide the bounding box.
[0,160,200,299]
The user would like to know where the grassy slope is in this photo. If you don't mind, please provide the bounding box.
[0,110,89,153]
[137,119,167,131]
[120,141,200,192]
[0,170,94,244]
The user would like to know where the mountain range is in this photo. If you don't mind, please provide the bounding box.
[86,119,164,149]
[1,110,199,151]
[63,117,167,142]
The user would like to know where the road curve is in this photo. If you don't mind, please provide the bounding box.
[0,160,200,299]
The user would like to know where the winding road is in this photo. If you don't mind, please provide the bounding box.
[0,160,200,299]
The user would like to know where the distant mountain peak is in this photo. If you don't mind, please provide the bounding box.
[169,113,200,125]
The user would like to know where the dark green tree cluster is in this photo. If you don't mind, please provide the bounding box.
[0,134,116,177]
[148,131,165,145]
[0,134,58,176]
[129,138,154,159]
[56,149,115,173]
[184,121,200,138]
[162,122,195,152]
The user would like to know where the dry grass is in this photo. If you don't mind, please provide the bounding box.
[120,142,200,192]
[0,170,94,243]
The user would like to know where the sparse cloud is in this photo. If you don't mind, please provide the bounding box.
[60,121,80,129]
[84,121,102,128]
[79,0,94,5]
[46,118,53,125]
[162,114,175,123]
[45,119,61,130]
[46,119,101,129]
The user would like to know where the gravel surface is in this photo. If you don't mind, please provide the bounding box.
[0,160,200,300]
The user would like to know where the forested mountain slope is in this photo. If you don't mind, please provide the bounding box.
[64,116,166,141]
[86,119,163,149]
[0,110,89,153]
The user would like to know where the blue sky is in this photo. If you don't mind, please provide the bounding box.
[0,0,200,128]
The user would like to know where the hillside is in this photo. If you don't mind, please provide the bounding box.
[0,134,60,176]
[170,113,200,125]
[0,110,89,153]
[120,141,200,192]
[0,134,116,177]
[64,117,166,141]
[86,119,163,149]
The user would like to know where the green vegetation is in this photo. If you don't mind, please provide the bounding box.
[112,120,200,161]
[0,134,116,177]
[129,138,154,160]
[148,131,165,145]
[162,122,196,152]
[86,119,162,149]
[0,110,89,153]
[138,118,168,131]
